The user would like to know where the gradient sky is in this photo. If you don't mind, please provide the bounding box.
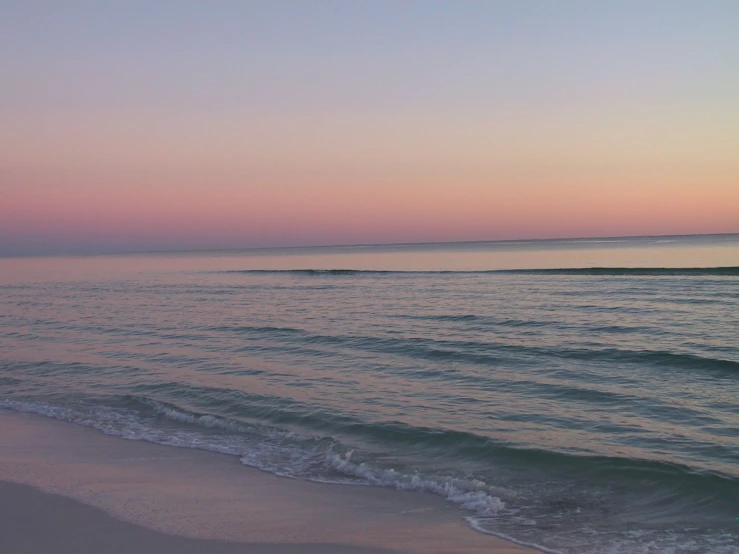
[2,1,738,255]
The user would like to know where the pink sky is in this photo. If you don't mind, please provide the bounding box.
[2,3,737,254]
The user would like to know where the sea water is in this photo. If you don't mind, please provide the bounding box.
[1,234,738,553]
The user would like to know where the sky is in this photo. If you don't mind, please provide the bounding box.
[1,1,738,255]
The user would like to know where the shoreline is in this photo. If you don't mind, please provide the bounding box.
[0,410,536,554]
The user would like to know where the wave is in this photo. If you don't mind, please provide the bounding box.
[212,324,739,374]
[2,396,737,554]
[0,397,509,516]
[401,314,656,333]
[3,396,736,486]
[220,267,739,276]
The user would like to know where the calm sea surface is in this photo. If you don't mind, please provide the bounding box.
[1,234,738,553]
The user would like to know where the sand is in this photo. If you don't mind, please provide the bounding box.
[0,411,536,553]
[0,480,397,554]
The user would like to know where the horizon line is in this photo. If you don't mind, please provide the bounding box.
[2,231,738,259]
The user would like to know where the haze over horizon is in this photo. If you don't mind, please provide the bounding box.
[2,1,738,256]
[2,230,738,260]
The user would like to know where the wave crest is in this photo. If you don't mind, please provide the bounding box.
[221,266,739,277]
[0,398,507,518]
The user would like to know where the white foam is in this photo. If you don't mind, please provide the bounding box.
[1,399,507,518]
[325,451,506,515]
[141,400,512,517]
[0,399,245,458]
[4,399,737,554]
[141,398,311,442]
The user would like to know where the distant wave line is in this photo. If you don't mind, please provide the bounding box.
[219,267,739,276]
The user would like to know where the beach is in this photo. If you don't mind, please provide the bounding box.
[3,0,738,550]
[1,236,737,553]
[0,410,533,554]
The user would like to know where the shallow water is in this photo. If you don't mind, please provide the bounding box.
[2,234,738,553]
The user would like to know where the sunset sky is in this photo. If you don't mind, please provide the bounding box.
[2,1,738,255]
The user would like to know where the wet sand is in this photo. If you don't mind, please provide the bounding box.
[0,480,397,554]
[0,411,535,554]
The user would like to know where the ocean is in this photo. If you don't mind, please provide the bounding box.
[1,234,738,554]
